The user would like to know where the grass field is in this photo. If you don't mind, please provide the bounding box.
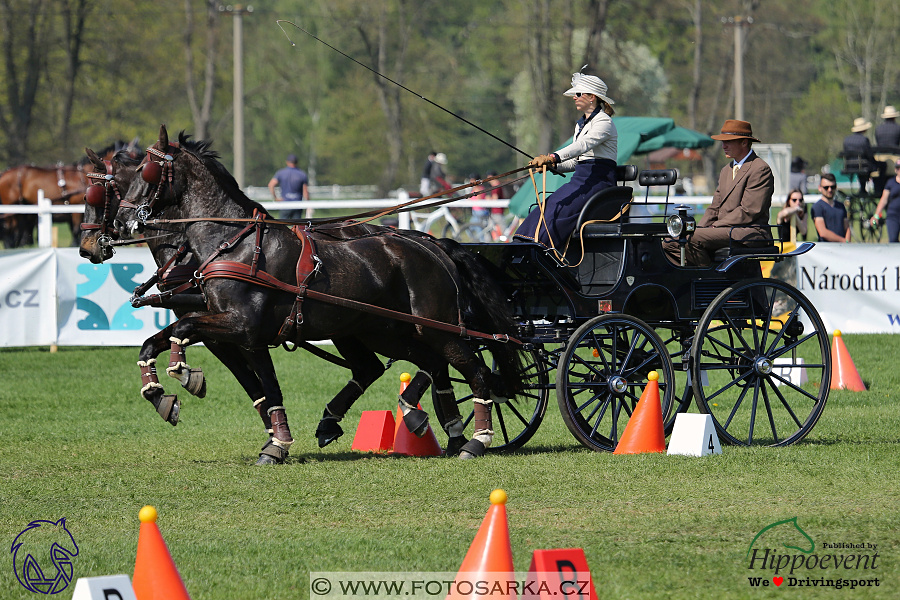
[1,336,898,600]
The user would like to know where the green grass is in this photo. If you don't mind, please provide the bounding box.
[1,338,898,599]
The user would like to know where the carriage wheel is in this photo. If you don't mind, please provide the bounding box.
[653,326,696,435]
[691,279,830,447]
[434,344,551,452]
[557,314,675,452]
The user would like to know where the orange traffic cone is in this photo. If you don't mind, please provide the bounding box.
[351,411,396,452]
[830,330,866,391]
[613,371,666,454]
[392,373,443,456]
[132,506,190,600]
[446,489,515,600]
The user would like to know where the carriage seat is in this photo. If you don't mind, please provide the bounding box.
[839,151,876,177]
[572,165,638,234]
[712,244,780,261]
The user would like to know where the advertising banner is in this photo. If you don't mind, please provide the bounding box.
[0,249,57,347]
[795,244,900,333]
[56,248,176,346]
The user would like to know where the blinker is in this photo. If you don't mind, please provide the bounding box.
[142,160,163,185]
[85,184,106,207]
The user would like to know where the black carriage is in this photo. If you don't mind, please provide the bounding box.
[439,167,831,452]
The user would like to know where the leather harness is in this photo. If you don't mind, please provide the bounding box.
[129,210,521,347]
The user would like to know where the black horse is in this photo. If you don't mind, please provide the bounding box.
[80,125,524,462]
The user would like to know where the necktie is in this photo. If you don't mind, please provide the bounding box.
[732,164,738,180]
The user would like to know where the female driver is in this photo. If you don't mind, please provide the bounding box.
[776,189,808,242]
[515,68,618,247]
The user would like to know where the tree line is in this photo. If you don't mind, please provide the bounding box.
[0,0,896,194]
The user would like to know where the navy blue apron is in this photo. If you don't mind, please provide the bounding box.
[516,158,617,247]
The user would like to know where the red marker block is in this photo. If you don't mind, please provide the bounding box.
[350,411,395,453]
[523,549,597,600]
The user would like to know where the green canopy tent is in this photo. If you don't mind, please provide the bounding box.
[508,117,714,216]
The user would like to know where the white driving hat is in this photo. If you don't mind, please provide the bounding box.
[881,105,900,119]
[851,117,872,132]
[563,66,614,105]
[434,153,448,165]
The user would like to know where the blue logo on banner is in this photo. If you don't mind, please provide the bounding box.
[75,263,170,330]
[11,518,79,594]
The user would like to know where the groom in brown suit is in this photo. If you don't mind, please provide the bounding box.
[664,119,774,266]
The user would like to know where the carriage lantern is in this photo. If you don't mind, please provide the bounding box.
[666,204,695,238]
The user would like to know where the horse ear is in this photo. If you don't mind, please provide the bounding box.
[158,124,169,150]
[85,147,104,171]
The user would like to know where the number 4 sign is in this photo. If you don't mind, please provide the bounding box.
[666,413,722,457]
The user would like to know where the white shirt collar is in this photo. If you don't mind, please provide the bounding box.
[733,150,754,169]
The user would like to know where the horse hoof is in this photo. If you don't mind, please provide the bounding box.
[255,453,280,466]
[155,394,180,426]
[444,435,469,456]
[257,438,288,465]
[402,408,429,438]
[457,439,486,459]
[185,368,206,398]
[315,419,343,448]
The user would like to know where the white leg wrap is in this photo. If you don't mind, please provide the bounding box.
[168,365,191,385]
[169,336,190,346]
[446,418,464,437]
[137,358,157,368]
[266,405,286,415]
[398,396,417,416]
[140,382,163,398]
[435,388,455,396]
[271,437,293,451]
[253,397,266,408]
[473,429,494,448]
[473,397,493,405]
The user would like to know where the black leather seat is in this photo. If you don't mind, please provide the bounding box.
[572,165,638,233]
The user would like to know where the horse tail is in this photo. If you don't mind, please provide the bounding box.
[429,237,525,396]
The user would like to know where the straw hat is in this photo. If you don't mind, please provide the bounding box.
[881,106,900,119]
[710,119,760,142]
[434,153,448,165]
[851,117,872,133]
[563,66,614,105]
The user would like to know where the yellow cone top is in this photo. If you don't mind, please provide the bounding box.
[400,372,412,383]
[834,330,842,337]
[592,349,599,357]
[489,489,508,505]
[648,371,659,382]
[139,505,158,524]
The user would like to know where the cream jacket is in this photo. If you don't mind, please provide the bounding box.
[554,111,617,172]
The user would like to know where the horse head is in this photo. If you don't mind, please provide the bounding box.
[746,516,815,559]
[78,146,143,264]
[11,518,79,594]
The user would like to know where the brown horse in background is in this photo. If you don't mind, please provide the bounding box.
[0,139,142,248]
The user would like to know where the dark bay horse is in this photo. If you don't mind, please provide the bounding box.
[80,126,524,462]
[1,140,143,248]
[78,145,467,461]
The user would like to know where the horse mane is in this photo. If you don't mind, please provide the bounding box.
[177,131,269,217]
[113,149,142,167]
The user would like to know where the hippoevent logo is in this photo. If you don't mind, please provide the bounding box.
[10,518,79,594]
[745,517,880,590]
[76,263,171,330]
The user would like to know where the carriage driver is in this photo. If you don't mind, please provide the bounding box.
[662,119,774,266]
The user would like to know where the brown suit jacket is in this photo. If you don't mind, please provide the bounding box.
[700,151,774,230]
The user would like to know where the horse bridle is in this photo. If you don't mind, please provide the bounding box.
[132,144,178,223]
[81,160,123,246]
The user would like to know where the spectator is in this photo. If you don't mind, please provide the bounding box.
[468,173,488,220]
[429,153,451,193]
[268,153,309,220]
[420,151,436,197]
[662,119,773,266]
[872,158,900,243]
[874,106,900,196]
[875,106,900,148]
[810,173,850,242]
[789,157,808,195]
[843,117,879,195]
[776,189,808,242]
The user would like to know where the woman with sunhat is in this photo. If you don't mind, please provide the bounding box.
[515,67,618,248]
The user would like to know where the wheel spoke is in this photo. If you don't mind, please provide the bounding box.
[722,375,753,428]
[704,368,754,402]
[768,331,820,360]
[702,330,754,362]
[719,309,755,355]
[495,405,511,444]
[768,371,822,408]
[759,379,779,444]
[746,378,761,445]
[764,376,803,429]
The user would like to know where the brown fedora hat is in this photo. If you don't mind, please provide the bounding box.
[710,119,760,142]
